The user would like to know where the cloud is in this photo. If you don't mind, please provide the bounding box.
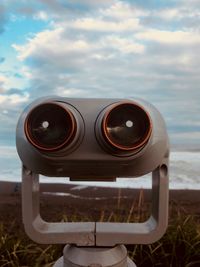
[13,27,92,62]
[70,0,115,5]
[100,35,145,54]
[0,74,29,104]
[1,0,199,146]
[39,0,115,9]
[33,11,49,21]
[0,80,29,144]
[136,30,200,45]
[0,73,29,145]
[101,1,148,19]
[0,75,8,93]
[71,17,140,32]
[0,93,29,105]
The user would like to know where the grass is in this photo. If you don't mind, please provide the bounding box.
[0,191,200,267]
[0,222,62,267]
[129,213,200,266]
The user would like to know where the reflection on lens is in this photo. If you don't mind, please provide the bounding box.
[25,103,76,151]
[102,102,152,151]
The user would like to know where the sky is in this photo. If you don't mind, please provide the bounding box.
[0,0,200,148]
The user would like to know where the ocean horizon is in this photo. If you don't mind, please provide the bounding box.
[0,145,200,190]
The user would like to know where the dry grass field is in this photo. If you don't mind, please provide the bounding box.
[0,186,200,266]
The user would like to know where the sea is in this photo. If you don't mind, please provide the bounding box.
[0,146,200,190]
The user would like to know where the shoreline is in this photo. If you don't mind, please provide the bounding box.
[0,181,200,204]
[1,182,200,219]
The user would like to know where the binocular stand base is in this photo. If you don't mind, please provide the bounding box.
[53,244,136,267]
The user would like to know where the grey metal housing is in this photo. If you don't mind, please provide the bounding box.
[16,97,169,180]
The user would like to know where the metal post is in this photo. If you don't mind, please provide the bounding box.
[53,245,136,267]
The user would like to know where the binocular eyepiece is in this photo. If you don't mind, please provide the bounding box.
[24,100,152,154]
[99,102,152,153]
[16,97,169,179]
[25,102,77,151]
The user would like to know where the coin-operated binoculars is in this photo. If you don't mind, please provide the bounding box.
[16,97,169,267]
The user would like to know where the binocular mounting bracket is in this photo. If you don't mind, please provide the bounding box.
[22,160,168,266]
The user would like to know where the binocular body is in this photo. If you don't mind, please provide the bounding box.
[16,97,169,180]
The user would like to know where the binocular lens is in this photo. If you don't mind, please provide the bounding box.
[102,103,152,151]
[25,103,76,151]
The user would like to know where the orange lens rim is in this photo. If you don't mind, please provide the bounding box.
[102,102,152,151]
[25,102,76,151]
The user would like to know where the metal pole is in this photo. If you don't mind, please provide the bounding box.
[53,244,136,267]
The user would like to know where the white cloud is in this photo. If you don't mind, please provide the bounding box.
[20,66,33,79]
[0,72,28,92]
[91,53,115,61]
[101,1,149,19]
[157,8,180,20]
[100,35,145,54]
[0,75,9,93]
[0,75,7,86]
[157,6,200,21]
[13,27,92,62]
[33,11,49,21]
[72,17,140,32]
[136,30,200,44]
[56,87,85,97]
[84,0,114,4]
[68,0,115,6]
[0,93,29,105]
